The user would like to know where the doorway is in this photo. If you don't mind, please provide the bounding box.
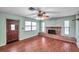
[6,19,19,44]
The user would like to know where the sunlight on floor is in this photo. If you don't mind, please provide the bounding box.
[42,37,46,45]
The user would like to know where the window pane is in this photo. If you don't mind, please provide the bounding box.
[64,20,69,27]
[32,22,36,26]
[25,21,37,31]
[65,28,69,35]
[25,21,31,31]
[25,27,31,31]
[11,24,15,30]
[25,21,31,25]
[32,22,37,30]
[42,22,45,32]
[64,20,69,35]
[32,27,36,30]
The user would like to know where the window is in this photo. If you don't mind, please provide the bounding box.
[42,22,45,32]
[25,21,37,31]
[32,22,37,30]
[25,21,31,31]
[11,24,15,30]
[64,20,69,35]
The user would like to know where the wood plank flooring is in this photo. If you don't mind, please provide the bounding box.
[0,35,78,52]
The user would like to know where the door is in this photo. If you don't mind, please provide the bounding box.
[6,19,19,44]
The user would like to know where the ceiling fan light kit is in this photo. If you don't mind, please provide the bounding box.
[36,17,46,20]
[36,15,49,20]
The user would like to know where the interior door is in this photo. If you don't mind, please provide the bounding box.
[6,19,19,44]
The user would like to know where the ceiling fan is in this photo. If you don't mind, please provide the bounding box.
[29,7,49,18]
[28,7,59,19]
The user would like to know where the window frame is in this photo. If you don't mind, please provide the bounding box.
[25,21,37,31]
[25,21,32,31]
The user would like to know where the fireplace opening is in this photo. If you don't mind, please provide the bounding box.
[48,30,56,34]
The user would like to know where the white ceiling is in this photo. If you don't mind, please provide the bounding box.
[0,7,79,19]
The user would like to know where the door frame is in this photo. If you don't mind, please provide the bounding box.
[6,19,19,44]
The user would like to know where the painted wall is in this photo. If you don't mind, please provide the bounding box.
[41,16,76,37]
[42,16,79,47]
[0,12,78,47]
[0,13,40,46]
[76,20,79,48]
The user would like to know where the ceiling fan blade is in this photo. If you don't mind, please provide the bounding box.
[28,7,41,11]
[28,7,36,11]
[26,13,36,16]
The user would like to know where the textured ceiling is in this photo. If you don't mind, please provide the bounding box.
[0,7,79,19]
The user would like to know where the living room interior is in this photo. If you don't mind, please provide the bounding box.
[0,7,79,52]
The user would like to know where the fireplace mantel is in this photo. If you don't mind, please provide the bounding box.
[46,26,61,35]
[46,26,61,28]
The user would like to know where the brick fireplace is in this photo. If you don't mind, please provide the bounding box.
[46,27,61,35]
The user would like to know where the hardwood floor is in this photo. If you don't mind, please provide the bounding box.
[0,35,78,52]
